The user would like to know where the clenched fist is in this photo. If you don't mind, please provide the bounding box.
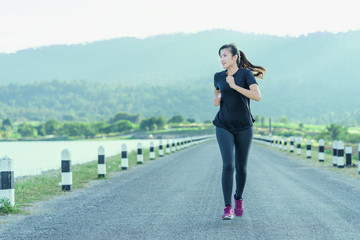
[213,92,221,106]
[226,75,237,89]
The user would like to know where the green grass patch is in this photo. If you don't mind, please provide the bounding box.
[0,198,22,215]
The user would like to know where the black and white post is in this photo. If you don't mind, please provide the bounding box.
[172,140,176,152]
[318,139,325,162]
[150,141,155,160]
[345,145,352,166]
[121,144,128,170]
[137,143,143,164]
[337,141,344,168]
[176,140,180,150]
[98,146,106,178]
[61,149,72,191]
[296,138,301,155]
[306,139,312,159]
[166,139,170,154]
[332,140,338,167]
[284,138,288,151]
[186,137,190,148]
[159,140,164,157]
[290,137,294,153]
[0,156,15,206]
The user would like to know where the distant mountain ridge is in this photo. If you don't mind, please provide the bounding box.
[0,29,359,124]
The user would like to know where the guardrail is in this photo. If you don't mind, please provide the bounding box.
[253,135,360,174]
[0,135,214,207]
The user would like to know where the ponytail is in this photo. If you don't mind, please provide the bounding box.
[238,50,266,79]
[219,43,266,79]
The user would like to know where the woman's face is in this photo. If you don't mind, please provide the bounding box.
[220,48,237,69]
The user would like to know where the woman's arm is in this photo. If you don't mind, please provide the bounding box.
[226,75,261,101]
[232,84,261,101]
[213,89,221,106]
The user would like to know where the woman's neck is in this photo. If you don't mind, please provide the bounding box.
[226,65,239,76]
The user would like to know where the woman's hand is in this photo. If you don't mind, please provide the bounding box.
[213,90,221,106]
[226,75,237,89]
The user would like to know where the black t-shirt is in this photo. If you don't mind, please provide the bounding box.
[212,68,258,133]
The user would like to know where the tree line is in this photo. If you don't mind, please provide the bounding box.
[0,80,214,124]
[0,112,196,139]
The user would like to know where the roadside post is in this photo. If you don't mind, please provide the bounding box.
[337,141,344,168]
[0,156,15,206]
[306,139,312,159]
[137,143,143,164]
[333,141,338,167]
[61,149,72,191]
[345,145,352,166]
[318,139,325,162]
[121,144,128,170]
[150,141,155,160]
[98,146,106,178]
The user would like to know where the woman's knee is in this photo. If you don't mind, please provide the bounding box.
[236,165,247,175]
[222,161,234,172]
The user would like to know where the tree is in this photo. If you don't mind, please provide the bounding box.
[45,119,60,135]
[109,112,141,124]
[81,123,97,138]
[17,123,38,138]
[187,118,196,123]
[280,117,288,125]
[326,124,347,140]
[60,122,82,137]
[35,124,46,136]
[168,115,184,124]
[1,118,12,131]
[140,116,167,131]
[94,121,110,134]
[317,124,348,141]
[140,118,157,131]
[109,120,134,133]
[154,116,167,129]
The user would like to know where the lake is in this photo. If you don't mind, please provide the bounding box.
[0,138,175,178]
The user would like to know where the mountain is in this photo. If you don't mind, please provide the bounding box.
[0,29,359,124]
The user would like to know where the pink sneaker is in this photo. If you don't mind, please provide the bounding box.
[222,205,234,220]
[233,194,243,217]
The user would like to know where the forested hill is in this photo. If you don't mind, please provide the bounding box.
[1,29,359,85]
[0,80,212,123]
[0,29,359,124]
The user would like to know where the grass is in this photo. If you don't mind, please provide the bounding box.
[4,145,169,215]
[0,198,21,215]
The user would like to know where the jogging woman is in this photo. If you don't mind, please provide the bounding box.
[213,43,266,220]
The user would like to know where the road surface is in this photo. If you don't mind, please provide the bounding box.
[1,139,360,239]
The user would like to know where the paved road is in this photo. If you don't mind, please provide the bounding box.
[1,139,360,240]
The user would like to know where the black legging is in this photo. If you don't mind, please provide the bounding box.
[215,126,253,207]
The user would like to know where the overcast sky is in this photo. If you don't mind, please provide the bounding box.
[0,0,359,53]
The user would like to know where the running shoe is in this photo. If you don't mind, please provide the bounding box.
[233,194,244,217]
[222,205,234,220]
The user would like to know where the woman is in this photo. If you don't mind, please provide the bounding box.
[213,43,265,220]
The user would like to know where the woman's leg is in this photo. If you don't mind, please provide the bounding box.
[234,127,253,199]
[216,127,235,207]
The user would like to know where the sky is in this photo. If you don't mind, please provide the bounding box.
[0,0,359,53]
